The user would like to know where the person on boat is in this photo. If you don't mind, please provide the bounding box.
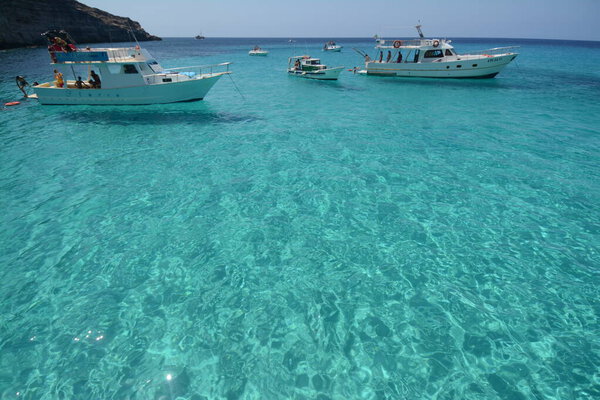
[386,51,392,63]
[75,76,88,89]
[53,69,64,88]
[396,51,403,63]
[89,70,101,88]
[364,54,371,62]
[53,36,72,52]
[16,76,29,97]
[294,59,301,70]
[378,51,383,63]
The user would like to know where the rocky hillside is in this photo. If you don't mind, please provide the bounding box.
[0,0,160,49]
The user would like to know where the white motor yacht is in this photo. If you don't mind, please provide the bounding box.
[359,25,518,79]
[249,46,269,56]
[288,55,344,80]
[323,41,342,52]
[33,31,231,105]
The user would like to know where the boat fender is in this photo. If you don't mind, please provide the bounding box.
[4,101,20,106]
[393,40,402,48]
[433,40,440,48]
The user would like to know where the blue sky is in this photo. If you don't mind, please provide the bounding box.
[84,0,600,41]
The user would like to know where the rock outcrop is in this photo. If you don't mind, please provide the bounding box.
[0,0,161,49]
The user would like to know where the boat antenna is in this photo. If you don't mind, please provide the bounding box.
[127,21,141,48]
[416,23,424,38]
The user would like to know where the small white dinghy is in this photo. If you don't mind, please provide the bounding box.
[249,46,269,56]
[287,55,344,80]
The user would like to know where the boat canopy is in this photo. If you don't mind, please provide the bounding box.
[50,47,153,64]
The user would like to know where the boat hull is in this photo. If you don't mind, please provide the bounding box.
[324,47,342,52]
[249,51,269,56]
[288,66,344,80]
[365,54,517,78]
[33,73,226,105]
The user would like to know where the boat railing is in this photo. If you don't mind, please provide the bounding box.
[376,38,445,48]
[462,46,520,56]
[106,48,141,61]
[164,62,232,77]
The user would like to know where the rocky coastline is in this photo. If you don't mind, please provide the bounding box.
[0,0,160,50]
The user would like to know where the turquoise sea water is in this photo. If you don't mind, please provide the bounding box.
[1,37,599,399]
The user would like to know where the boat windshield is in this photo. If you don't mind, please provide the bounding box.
[147,61,163,73]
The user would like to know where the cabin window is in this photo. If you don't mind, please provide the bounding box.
[123,64,138,74]
[107,64,121,74]
[424,50,444,58]
[445,49,453,56]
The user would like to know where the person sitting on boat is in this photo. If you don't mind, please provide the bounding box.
[75,76,88,89]
[396,51,403,63]
[89,70,101,88]
[364,54,371,62]
[386,51,392,63]
[53,69,64,88]
[53,36,72,52]
[16,76,29,98]
[294,59,301,70]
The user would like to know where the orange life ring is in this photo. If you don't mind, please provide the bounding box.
[433,40,440,48]
[393,40,402,48]
[4,101,20,106]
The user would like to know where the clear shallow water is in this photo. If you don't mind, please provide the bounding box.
[0,37,599,399]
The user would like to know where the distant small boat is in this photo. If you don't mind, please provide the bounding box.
[249,46,269,56]
[288,55,343,80]
[323,41,342,52]
[195,34,205,40]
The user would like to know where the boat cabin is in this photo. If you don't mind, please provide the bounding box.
[289,56,327,71]
[45,46,198,89]
[372,38,460,64]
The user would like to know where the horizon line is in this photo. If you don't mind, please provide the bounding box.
[157,36,600,43]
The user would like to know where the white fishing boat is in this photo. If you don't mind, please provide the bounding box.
[249,46,269,56]
[33,30,231,105]
[323,41,342,52]
[359,25,518,79]
[288,55,344,80]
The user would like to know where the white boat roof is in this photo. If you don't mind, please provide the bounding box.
[289,55,320,61]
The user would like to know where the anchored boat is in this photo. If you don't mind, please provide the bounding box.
[249,46,269,56]
[359,25,518,79]
[323,41,342,52]
[33,31,231,105]
[288,55,343,80]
